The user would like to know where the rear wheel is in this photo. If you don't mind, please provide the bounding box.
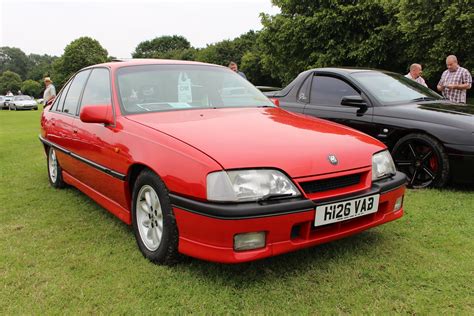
[132,170,179,265]
[391,133,449,188]
[47,147,65,188]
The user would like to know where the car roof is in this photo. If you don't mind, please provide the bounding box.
[87,58,225,70]
[312,67,395,75]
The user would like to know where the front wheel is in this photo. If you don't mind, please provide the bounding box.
[47,147,65,188]
[132,170,179,265]
[391,133,449,188]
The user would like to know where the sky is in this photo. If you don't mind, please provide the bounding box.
[0,0,280,58]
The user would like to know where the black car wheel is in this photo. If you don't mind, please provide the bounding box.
[391,133,449,188]
[132,169,179,265]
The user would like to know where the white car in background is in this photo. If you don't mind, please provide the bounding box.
[8,95,38,111]
[0,96,6,109]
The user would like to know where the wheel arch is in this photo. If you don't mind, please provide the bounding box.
[386,128,445,152]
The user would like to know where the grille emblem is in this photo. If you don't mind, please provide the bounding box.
[328,154,338,165]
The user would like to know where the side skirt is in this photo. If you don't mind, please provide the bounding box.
[63,171,131,225]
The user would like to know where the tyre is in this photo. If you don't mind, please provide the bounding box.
[391,133,449,188]
[47,147,66,188]
[132,170,179,264]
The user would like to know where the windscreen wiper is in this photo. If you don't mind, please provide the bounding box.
[411,97,437,102]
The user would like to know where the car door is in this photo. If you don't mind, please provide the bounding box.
[303,74,377,138]
[45,71,91,174]
[70,68,127,207]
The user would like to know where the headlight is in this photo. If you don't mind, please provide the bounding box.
[207,169,301,202]
[372,150,396,181]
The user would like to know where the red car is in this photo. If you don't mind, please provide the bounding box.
[40,60,406,264]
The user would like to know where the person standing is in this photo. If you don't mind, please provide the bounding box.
[228,61,247,80]
[405,63,428,87]
[437,55,472,103]
[43,77,56,105]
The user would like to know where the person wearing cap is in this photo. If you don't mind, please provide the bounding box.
[43,77,56,105]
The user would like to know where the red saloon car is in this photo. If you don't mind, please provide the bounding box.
[40,59,406,264]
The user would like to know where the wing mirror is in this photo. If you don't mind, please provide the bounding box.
[80,104,113,125]
[341,95,367,108]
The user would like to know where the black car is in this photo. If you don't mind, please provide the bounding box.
[267,68,474,188]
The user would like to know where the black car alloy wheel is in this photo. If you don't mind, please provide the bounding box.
[391,133,449,188]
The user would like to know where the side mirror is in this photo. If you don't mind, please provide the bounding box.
[341,95,367,108]
[80,104,113,125]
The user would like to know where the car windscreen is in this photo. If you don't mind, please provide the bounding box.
[351,72,443,104]
[13,96,32,101]
[116,64,274,114]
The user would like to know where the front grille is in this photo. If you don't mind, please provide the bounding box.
[300,173,361,194]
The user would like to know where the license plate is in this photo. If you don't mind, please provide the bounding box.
[314,194,380,227]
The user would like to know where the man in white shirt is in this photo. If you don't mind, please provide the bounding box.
[405,63,428,87]
[43,77,56,105]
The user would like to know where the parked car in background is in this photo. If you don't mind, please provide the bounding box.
[2,95,14,109]
[8,95,38,111]
[0,96,6,109]
[40,60,405,264]
[267,68,474,188]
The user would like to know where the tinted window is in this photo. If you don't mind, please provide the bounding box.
[80,68,111,112]
[52,80,72,112]
[310,76,359,106]
[62,70,91,115]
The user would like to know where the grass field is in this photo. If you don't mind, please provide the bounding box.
[1,108,473,314]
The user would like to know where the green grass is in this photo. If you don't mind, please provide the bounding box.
[1,109,473,314]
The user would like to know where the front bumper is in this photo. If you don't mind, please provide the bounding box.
[171,172,406,263]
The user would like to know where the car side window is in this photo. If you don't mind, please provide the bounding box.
[62,70,91,115]
[79,68,111,114]
[310,76,359,106]
[52,80,72,112]
[297,74,312,103]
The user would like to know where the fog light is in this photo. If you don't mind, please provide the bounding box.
[393,196,403,212]
[234,232,266,251]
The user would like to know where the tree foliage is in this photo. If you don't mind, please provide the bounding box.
[21,79,42,97]
[132,35,191,58]
[0,47,29,79]
[259,0,406,85]
[59,37,108,80]
[0,71,22,94]
[397,0,474,85]
[27,54,57,81]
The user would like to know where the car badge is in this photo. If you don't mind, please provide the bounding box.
[328,154,338,165]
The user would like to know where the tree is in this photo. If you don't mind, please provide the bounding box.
[397,0,474,86]
[195,31,259,66]
[60,37,108,79]
[259,1,406,84]
[21,80,42,97]
[0,47,29,79]
[0,71,22,94]
[27,54,57,81]
[132,35,191,58]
